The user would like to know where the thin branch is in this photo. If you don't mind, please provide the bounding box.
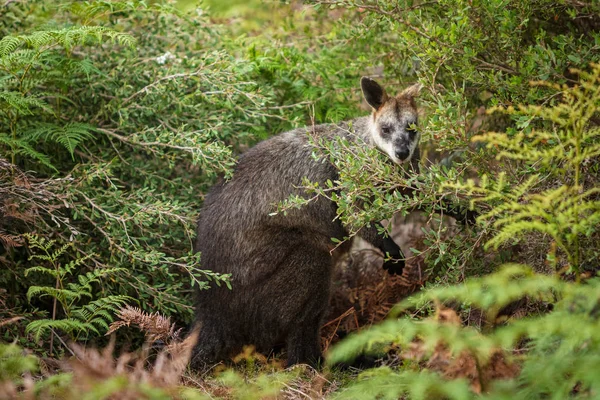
[122,70,206,104]
[316,1,518,75]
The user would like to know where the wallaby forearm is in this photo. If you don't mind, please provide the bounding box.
[358,222,405,275]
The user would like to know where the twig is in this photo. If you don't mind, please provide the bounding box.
[0,316,23,328]
[322,308,355,352]
[122,71,205,104]
[282,383,314,400]
[317,1,518,75]
[49,328,77,358]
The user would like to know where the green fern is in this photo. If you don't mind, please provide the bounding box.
[394,264,560,320]
[333,369,472,400]
[330,265,600,399]
[21,123,97,159]
[0,27,135,54]
[0,91,48,114]
[0,133,57,170]
[26,285,83,304]
[25,318,99,343]
[67,0,182,23]
[445,63,600,273]
[330,66,600,398]
[23,234,132,347]
[0,24,134,168]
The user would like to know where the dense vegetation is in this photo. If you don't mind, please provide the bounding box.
[1,0,599,398]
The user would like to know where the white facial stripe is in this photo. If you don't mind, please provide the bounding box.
[368,112,420,165]
[374,130,398,162]
[368,117,404,164]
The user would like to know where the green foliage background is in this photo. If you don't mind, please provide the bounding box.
[1,0,600,398]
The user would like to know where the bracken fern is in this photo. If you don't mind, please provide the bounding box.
[24,234,131,349]
[329,264,600,398]
[445,64,600,274]
[0,25,134,169]
[327,65,600,399]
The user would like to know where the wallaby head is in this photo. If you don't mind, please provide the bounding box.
[361,77,422,164]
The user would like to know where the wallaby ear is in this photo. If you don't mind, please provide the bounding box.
[400,82,423,98]
[361,77,388,110]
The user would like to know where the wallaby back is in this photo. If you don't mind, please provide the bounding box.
[190,79,421,368]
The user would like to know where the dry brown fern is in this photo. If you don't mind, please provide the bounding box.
[61,330,199,398]
[324,245,425,349]
[324,211,463,350]
[0,231,23,249]
[106,305,182,344]
[402,308,520,394]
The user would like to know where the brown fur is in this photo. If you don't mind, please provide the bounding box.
[190,79,421,368]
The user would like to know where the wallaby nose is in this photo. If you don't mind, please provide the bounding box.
[395,148,410,161]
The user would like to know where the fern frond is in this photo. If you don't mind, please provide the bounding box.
[333,368,473,400]
[486,186,600,251]
[59,253,94,276]
[67,0,181,22]
[106,305,181,343]
[24,266,58,278]
[394,264,561,317]
[24,234,53,251]
[0,27,135,55]
[72,295,131,325]
[70,267,124,291]
[20,123,97,159]
[26,285,83,303]
[49,242,73,264]
[64,57,103,79]
[25,318,98,342]
[6,138,57,171]
[0,36,22,57]
[89,318,110,332]
[68,0,149,20]
[0,91,48,115]
[0,49,38,71]
[329,314,498,366]
[0,231,22,248]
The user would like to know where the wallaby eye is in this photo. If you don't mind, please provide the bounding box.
[381,125,392,136]
[406,122,418,138]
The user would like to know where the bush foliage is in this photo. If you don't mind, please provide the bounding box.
[1,0,599,398]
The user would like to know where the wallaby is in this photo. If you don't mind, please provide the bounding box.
[190,77,422,369]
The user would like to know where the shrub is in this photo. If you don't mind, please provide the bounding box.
[0,0,273,347]
[326,64,600,399]
[1,0,599,398]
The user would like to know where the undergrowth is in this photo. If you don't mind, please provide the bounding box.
[1,0,599,398]
[326,64,600,398]
[22,234,130,356]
